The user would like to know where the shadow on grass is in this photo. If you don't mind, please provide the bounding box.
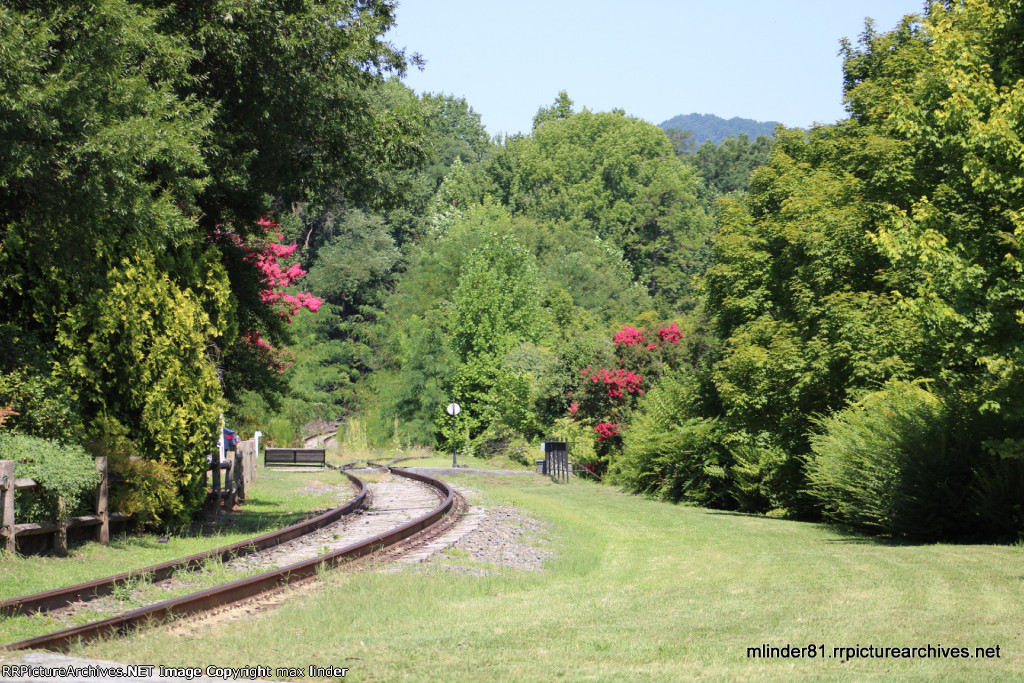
[701,509,936,546]
[706,508,1015,547]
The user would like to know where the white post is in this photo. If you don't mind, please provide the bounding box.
[218,413,226,466]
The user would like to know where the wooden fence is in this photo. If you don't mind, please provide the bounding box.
[209,438,258,511]
[1,438,260,553]
[0,457,127,555]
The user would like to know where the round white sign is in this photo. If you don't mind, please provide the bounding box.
[445,402,461,416]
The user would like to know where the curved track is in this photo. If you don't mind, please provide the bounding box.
[0,471,367,617]
[2,467,457,653]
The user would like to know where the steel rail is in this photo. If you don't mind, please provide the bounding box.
[3,467,455,653]
[0,471,368,616]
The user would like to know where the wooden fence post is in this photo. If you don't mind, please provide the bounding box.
[247,443,256,486]
[234,452,245,502]
[224,456,236,510]
[211,453,221,502]
[56,496,67,556]
[95,457,109,544]
[1,460,14,554]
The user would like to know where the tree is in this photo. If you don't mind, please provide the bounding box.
[147,0,427,228]
[0,0,420,522]
[532,91,576,129]
[304,210,401,312]
[698,1,1024,534]
[444,230,547,445]
[687,134,774,195]
[488,106,711,309]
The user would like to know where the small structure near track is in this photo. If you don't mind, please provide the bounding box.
[264,447,326,469]
[542,438,572,483]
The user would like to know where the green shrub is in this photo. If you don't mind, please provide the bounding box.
[805,382,975,540]
[86,416,185,528]
[614,374,732,507]
[729,437,799,515]
[0,432,99,523]
[0,367,82,443]
[971,456,1024,542]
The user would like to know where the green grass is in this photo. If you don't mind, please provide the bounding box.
[71,475,1024,681]
[0,467,356,601]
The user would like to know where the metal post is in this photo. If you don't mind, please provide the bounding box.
[445,402,461,468]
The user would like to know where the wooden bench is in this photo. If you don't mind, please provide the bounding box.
[264,448,326,469]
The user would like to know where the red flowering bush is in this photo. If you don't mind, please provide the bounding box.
[613,326,646,348]
[658,322,682,345]
[209,218,321,382]
[569,320,688,465]
[581,366,644,398]
[594,422,620,441]
[248,217,323,321]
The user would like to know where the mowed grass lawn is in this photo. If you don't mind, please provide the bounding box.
[79,475,1022,681]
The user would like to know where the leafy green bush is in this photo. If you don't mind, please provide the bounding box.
[729,436,801,515]
[0,367,82,443]
[614,374,732,507]
[805,382,976,540]
[0,432,99,523]
[87,417,184,528]
[971,456,1024,542]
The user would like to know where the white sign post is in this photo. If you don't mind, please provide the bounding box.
[445,402,461,467]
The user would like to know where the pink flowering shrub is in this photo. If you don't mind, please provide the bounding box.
[594,422,620,441]
[209,218,321,379]
[658,322,682,345]
[569,320,688,465]
[248,217,323,320]
[613,326,646,348]
[581,366,643,398]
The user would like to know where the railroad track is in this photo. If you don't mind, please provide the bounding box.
[1,466,459,653]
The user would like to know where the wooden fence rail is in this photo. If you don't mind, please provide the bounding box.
[2,438,260,552]
[0,457,127,555]
[209,438,258,511]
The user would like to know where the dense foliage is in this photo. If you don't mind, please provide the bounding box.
[672,0,1024,539]
[488,97,712,308]
[0,433,99,524]
[4,0,1022,544]
[0,0,424,526]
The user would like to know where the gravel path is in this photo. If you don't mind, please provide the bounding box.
[391,484,556,576]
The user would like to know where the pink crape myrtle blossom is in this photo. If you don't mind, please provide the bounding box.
[209,218,321,377]
[594,422,620,441]
[581,366,644,398]
[613,326,646,348]
[246,217,323,320]
[658,322,683,345]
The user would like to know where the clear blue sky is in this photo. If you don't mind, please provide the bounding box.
[386,0,927,137]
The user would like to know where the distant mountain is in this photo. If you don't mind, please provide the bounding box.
[657,113,780,149]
